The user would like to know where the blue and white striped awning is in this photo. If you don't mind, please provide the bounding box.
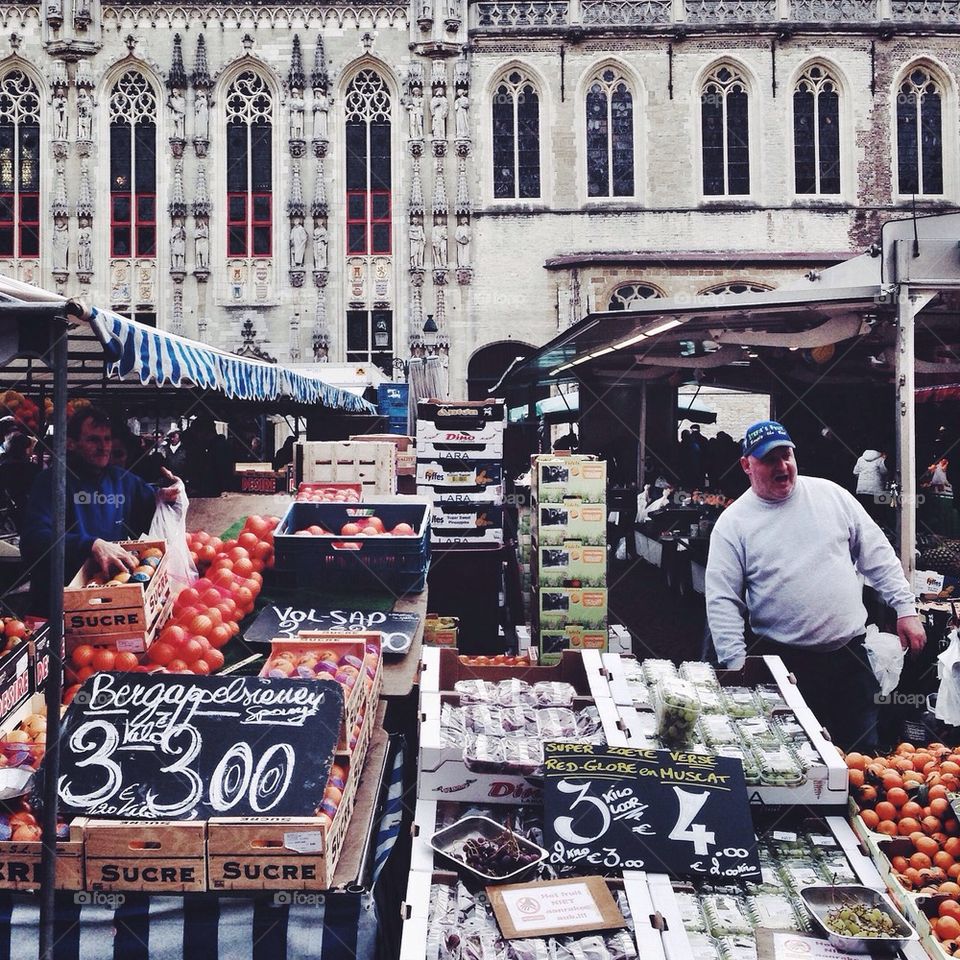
[100,309,375,413]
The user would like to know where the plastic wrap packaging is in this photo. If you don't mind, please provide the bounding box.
[735,716,780,747]
[702,894,753,937]
[441,703,466,747]
[532,682,577,709]
[697,715,741,747]
[676,891,706,932]
[755,684,788,715]
[747,894,802,931]
[496,679,534,708]
[575,705,606,743]
[817,854,857,884]
[499,706,540,738]
[536,707,579,741]
[778,860,823,894]
[501,737,543,776]
[756,746,806,787]
[641,658,678,685]
[715,745,760,785]
[716,935,758,960]
[464,705,504,735]
[772,714,806,742]
[680,661,719,688]
[696,686,726,715]
[653,677,701,744]
[455,679,500,704]
[463,733,507,773]
[720,687,761,719]
[685,934,723,960]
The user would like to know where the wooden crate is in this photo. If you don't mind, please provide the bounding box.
[63,539,172,654]
[295,441,396,495]
[0,822,84,891]
[207,751,359,891]
[81,820,207,893]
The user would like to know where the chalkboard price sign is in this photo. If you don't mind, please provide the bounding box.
[49,672,344,821]
[544,744,761,881]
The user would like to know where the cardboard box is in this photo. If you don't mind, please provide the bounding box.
[207,750,359,891]
[417,484,504,505]
[432,502,504,532]
[416,459,503,494]
[348,434,415,452]
[63,540,172,654]
[419,646,610,701]
[538,626,608,663]
[296,441,397,495]
[533,456,607,503]
[0,821,84,891]
[423,615,459,647]
[534,501,607,545]
[535,541,607,587]
[537,587,608,628]
[27,618,55,694]
[415,399,506,439]
[83,820,207,893]
[418,433,504,460]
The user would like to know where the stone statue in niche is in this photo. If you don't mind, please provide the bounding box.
[409,221,425,270]
[430,92,448,140]
[432,223,448,269]
[168,90,186,140]
[194,92,209,141]
[195,220,209,269]
[76,90,93,140]
[53,93,68,140]
[77,227,93,273]
[290,220,308,268]
[170,222,186,270]
[406,91,424,140]
[455,93,470,140]
[313,223,328,270]
[52,221,69,272]
[313,92,330,140]
[289,92,305,141]
[46,0,61,19]
[75,0,90,18]
[455,221,471,268]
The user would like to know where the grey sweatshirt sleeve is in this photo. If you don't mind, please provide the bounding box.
[705,524,748,668]
[845,492,916,618]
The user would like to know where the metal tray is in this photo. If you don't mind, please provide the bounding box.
[429,815,547,884]
[799,885,917,953]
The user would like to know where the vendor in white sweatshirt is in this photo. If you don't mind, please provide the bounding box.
[705,420,925,751]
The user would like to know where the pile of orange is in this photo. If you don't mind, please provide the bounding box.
[930,900,960,954]
[848,742,960,897]
[62,515,281,703]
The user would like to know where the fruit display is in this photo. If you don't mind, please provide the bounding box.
[261,641,380,701]
[315,760,349,830]
[457,653,532,667]
[295,483,362,503]
[440,821,545,879]
[925,898,960,954]
[653,677,701,744]
[0,391,40,434]
[822,901,898,938]
[0,617,34,655]
[847,742,960,896]
[84,545,164,588]
[0,702,61,771]
[288,515,415,538]
[62,517,275,703]
[0,799,68,843]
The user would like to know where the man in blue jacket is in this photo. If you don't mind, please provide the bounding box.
[21,406,182,615]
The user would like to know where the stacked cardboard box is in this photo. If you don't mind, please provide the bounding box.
[531,454,608,662]
[415,400,506,545]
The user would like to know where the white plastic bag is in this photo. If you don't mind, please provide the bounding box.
[615,537,627,561]
[936,629,960,725]
[863,623,905,697]
[147,480,197,593]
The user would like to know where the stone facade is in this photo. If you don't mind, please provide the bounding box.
[0,1,957,397]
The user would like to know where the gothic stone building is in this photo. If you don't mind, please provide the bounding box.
[0,0,957,397]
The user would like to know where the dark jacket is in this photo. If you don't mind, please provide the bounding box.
[21,459,157,615]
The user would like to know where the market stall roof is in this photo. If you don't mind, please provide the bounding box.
[0,276,376,414]
[509,387,716,422]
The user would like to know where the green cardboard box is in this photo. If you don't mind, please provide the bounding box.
[535,541,607,587]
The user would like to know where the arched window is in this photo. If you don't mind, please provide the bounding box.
[0,71,40,259]
[700,65,749,196]
[109,71,157,258]
[608,283,661,310]
[586,68,633,198]
[793,64,840,195]
[226,71,273,257]
[344,68,392,370]
[344,69,391,256]
[897,66,943,196]
[700,281,773,296]
[493,70,540,199]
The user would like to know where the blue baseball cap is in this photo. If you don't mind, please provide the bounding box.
[742,420,795,459]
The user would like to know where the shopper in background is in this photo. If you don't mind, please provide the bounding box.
[705,420,925,751]
[162,428,189,476]
[0,432,39,534]
[853,447,889,524]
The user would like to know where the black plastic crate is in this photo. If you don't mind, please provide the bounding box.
[274,500,431,595]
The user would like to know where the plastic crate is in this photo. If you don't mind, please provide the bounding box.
[274,500,431,594]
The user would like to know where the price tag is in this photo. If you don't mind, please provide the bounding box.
[772,832,797,842]
[809,835,835,848]
[49,672,344,821]
[284,831,325,854]
[543,744,761,881]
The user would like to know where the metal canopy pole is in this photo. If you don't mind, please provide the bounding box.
[895,287,917,580]
[638,382,648,489]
